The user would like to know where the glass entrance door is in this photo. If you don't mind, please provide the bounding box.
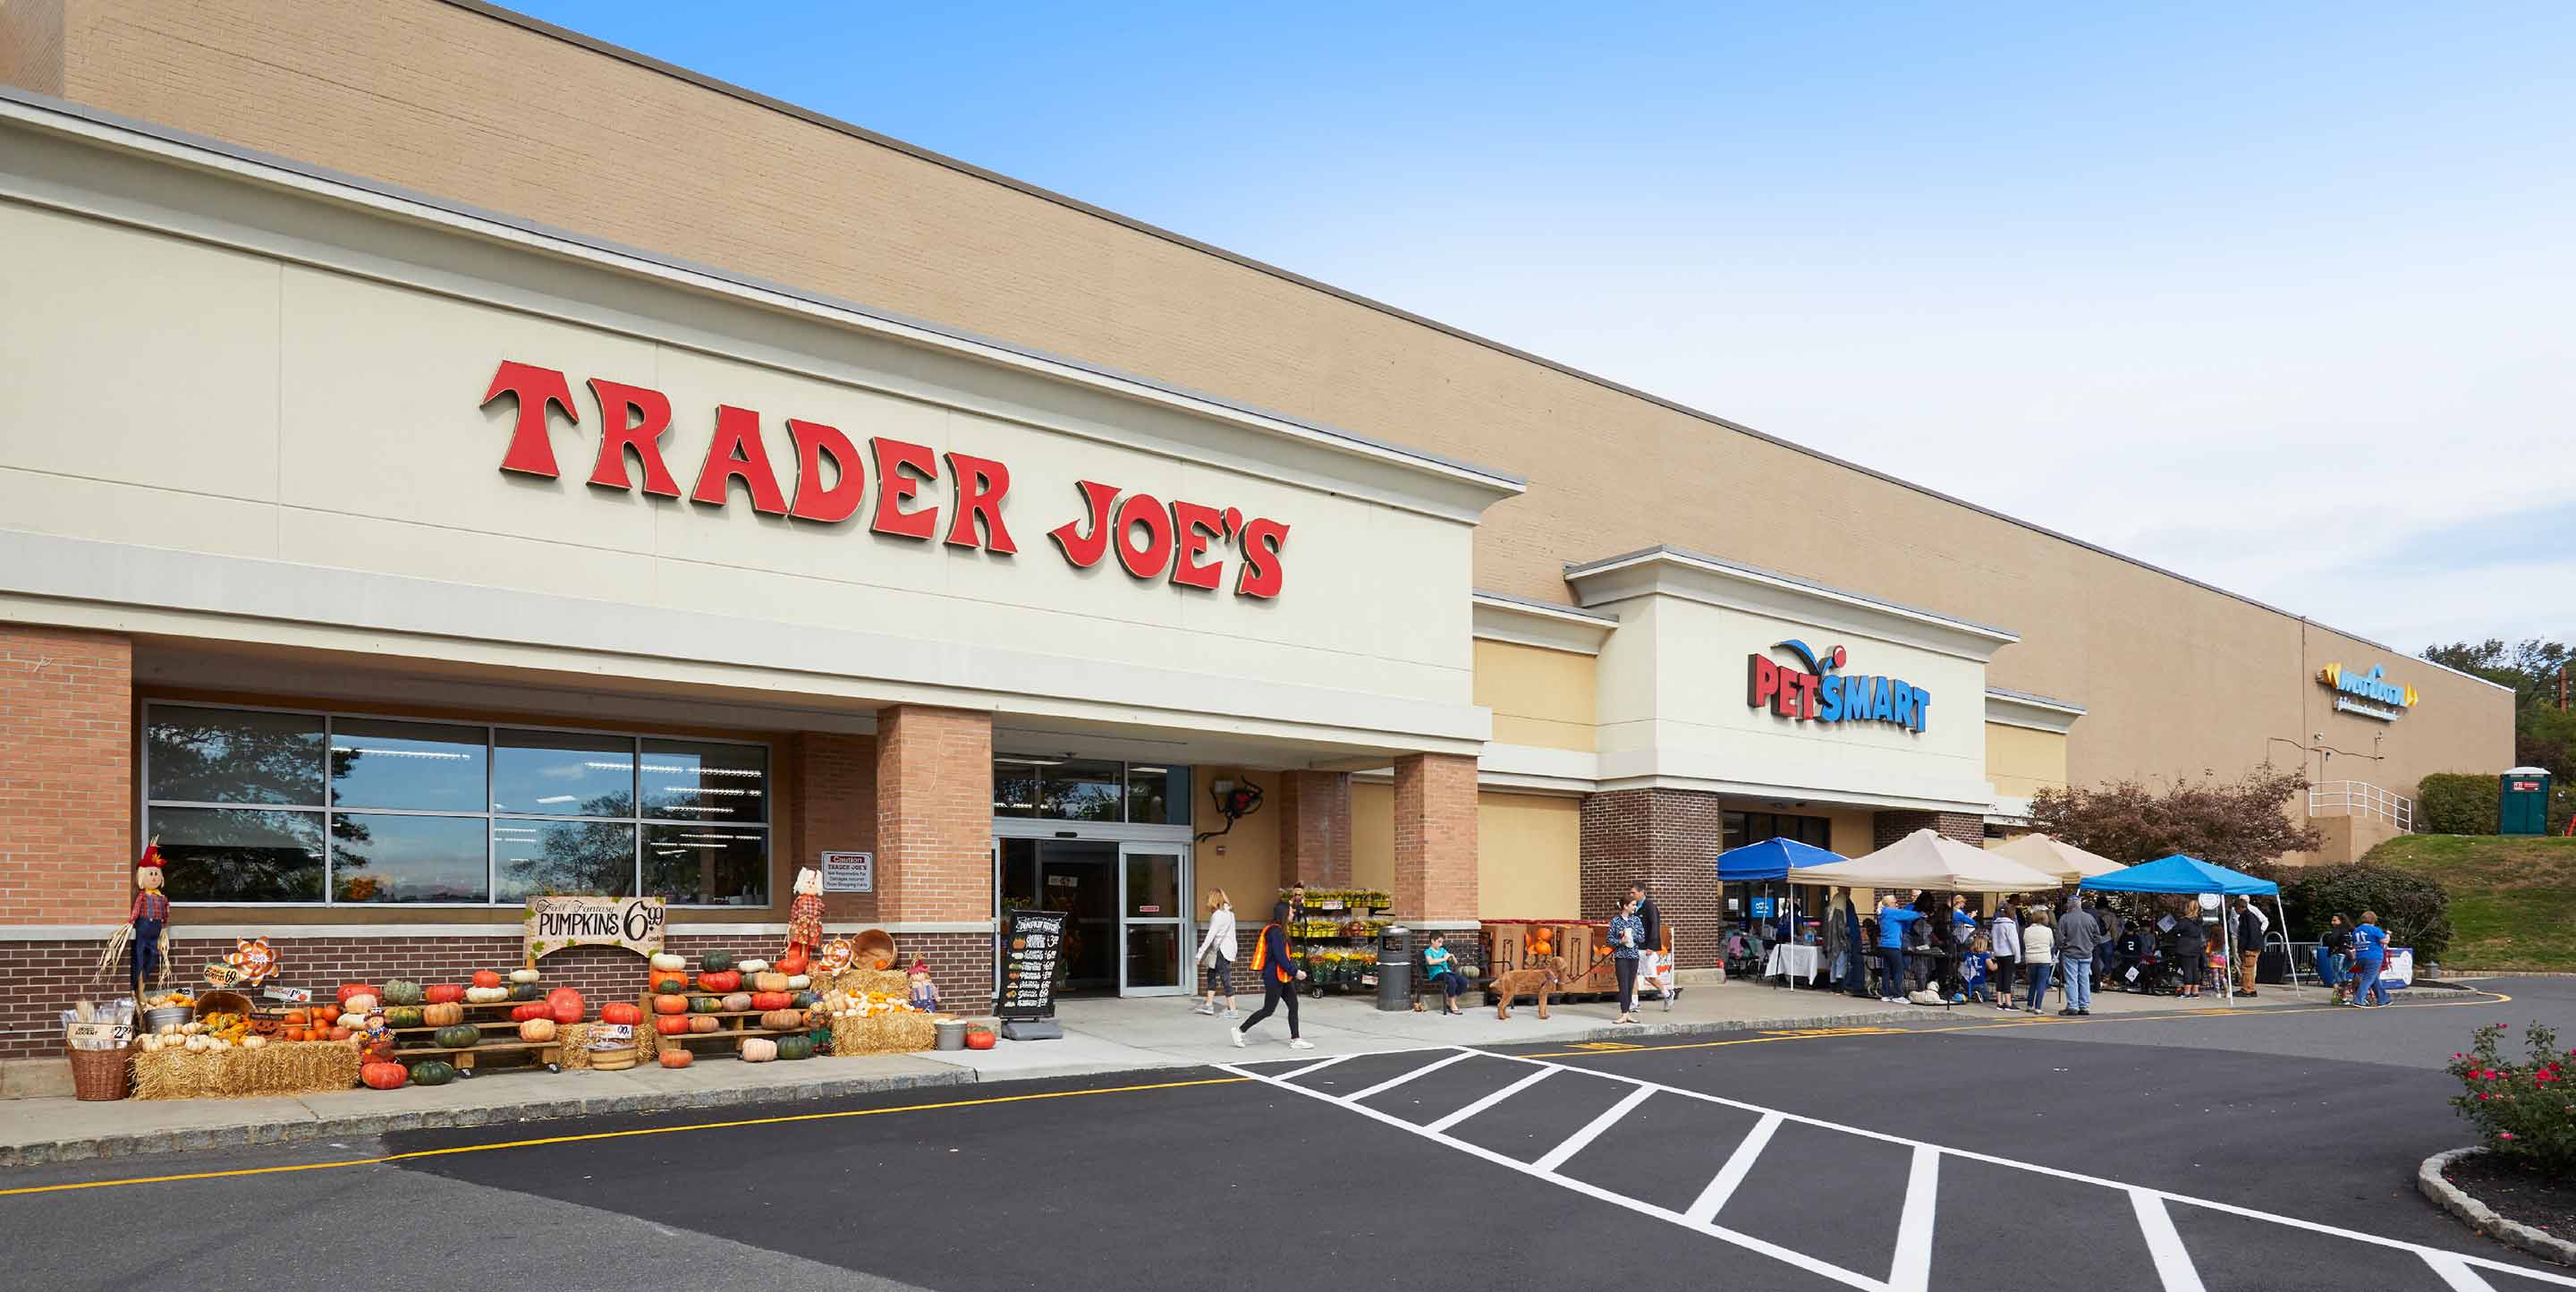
[1119,843,1187,995]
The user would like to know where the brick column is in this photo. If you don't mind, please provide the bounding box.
[1872,811,1985,847]
[1579,787,1725,970]
[1275,769,1354,888]
[0,626,131,926]
[873,706,991,922]
[792,733,877,922]
[1392,752,1477,922]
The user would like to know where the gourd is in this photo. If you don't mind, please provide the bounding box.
[751,972,790,994]
[738,958,770,974]
[512,1002,548,1023]
[509,967,541,984]
[381,980,425,1006]
[700,951,735,973]
[758,1009,804,1032]
[750,991,792,1012]
[422,1002,464,1027]
[425,984,465,1005]
[472,969,504,989]
[658,1048,694,1069]
[653,1015,692,1035]
[409,1060,458,1086]
[649,952,687,973]
[687,1015,720,1033]
[546,987,585,1024]
[784,974,811,990]
[517,1018,557,1042]
[335,982,377,1006]
[790,990,819,1008]
[689,995,723,1015]
[774,1034,814,1061]
[739,1037,776,1063]
[652,994,688,1016]
[361,1060,409,1091]
[434,1024,482,1049]
[600,1002,641,1025]
[385,1007,424,1030]
[720,992,753,1014]
[465,986,510,1004]
[653,976,688,995]
[507,982,542,1001]
[342,993,379,1015]
[697,970,741,994]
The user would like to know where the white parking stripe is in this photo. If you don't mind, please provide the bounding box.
[1531,1084,1657,1174]
[1886,1145,1939,1292]
[1425,1067,1556,1133]
[1681,1110,1782,1226]
[2425,1252,2499,1291]
[2130,1191,2207,1292]
[1271,1053,1352,1084]
[1343,1050,1476,1103]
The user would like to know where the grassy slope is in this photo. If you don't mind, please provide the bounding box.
[2363,834,2576,971]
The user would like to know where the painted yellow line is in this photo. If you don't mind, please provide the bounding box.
[0,1074,1248,1199]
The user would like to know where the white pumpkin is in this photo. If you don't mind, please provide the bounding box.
[139,1034,164,1053]
[343,993,379,1014]
[649,953,687,972]
[509,967,541,984]
[242,1036,266,1050]
[738,958,770,973]
[183,1034,209,1051]
[785,974,811,990]
[464,986,509,1004]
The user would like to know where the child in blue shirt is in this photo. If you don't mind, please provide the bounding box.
[2350,911,2392,1007]
[1958,933,1996,1005]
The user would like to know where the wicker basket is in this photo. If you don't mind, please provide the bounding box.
[67,1045,131,1101]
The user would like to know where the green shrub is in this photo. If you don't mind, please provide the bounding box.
[2417,772,2499,835]
[2448,1022,2576,1177]
[2278,862,2453,960]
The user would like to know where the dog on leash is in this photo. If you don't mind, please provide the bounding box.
[1488,956,1568,1020]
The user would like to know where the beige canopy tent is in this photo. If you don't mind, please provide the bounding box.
[1988,832,2124,884]
[1787,828,2062,893]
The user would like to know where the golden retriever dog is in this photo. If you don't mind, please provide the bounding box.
[1488,956,1568,1020]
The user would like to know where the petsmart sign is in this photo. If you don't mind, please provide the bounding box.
[1748,639,1933,734]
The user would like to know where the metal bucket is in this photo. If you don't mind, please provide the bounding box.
[934,1018,967,1050]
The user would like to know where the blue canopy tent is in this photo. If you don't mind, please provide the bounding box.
[1713,837,1844,985]
[2079,854,2292,996]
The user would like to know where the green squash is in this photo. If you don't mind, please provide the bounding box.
[699,950,735,973]
[789,990,819,1008]
[775,1034,814,1061]
[509,982,543,1001]
[689,995,723,1014]
[385,1007,425,1030]
[434,1024,482,1050]
[409,1059,458,1086]
[653,976,688,995]
[380,980,425,1007]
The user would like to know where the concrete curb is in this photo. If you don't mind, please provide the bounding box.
[2418,1146,2576,1268]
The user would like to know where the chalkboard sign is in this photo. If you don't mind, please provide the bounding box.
[996,909,1068,1020]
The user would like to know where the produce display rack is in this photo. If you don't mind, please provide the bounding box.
[642,987,817,1060]
[386,999,566,1075]
[1285,888,1394,998]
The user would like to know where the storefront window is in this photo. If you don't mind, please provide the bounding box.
[1126,765,1191,825]
[988,757,1192,823]
[1723,810,1832,853]
[1039,760,1124,821]
[143,704,767,906]
[991,760,1045,817]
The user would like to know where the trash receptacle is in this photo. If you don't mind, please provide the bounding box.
[1377,926,1412,1012]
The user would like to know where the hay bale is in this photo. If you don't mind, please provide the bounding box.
[832,969,908,999]
[831,1010,936,1055]
[131,1040,360,1100]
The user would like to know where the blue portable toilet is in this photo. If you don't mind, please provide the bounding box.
[2499,767,2553,836]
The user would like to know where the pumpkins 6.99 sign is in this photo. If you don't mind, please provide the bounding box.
[524,897,666,963]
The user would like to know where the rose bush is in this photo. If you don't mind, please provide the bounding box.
[2446,1021,2576,1176]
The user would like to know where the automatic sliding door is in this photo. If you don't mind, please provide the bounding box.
[1119,844,1186,995]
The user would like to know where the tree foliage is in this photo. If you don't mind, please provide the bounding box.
[2422,637,2575,786]
[2416,772,2501,835]
[2027,764,2324,869]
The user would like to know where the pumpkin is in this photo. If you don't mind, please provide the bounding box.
[750,990,792,1012]
[314,1003,343,1026]
[601,1002,641,1025]
[546,987,584,1024]
[465,986,509,1004]
[410,1059,458,1086]
[512,1001,548,1023]
[758,1008,803,1032]
[342,992,379,1015]
[739,1037,776,1062]
[785,974,812,990]
[738,958,771,973]
[283,1009,310,1027]
[688,1015,720,1033]
[384,1007,423,1029]
[335,982,377,1006]
[434,1024,481,1050]
[381,979,425,1006]
[361,1059,408,1090]
[507,982,542,1001]
[518,1018,557,1042]
[653,1015,692,1035]
[964,1028,996,1050]
[775,1034,814,1060]
[751,972,790,994]
[652,994,689,1016]
[649,952,687,973]
[690,995,723,1015]
[509,967,541,984]
[721,991,753,1013]
[790,990,819,1008]
[425,983,465,1005]
[653,976,688,995]
[658,1048,694,1069]
[697,970,741,994]
[472,969,504,989]
[700,950,736,973]
[775,949,809,976]
[422,1002,464,1026]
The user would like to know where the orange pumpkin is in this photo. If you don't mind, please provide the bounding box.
[360,1059,409,1090]
[283,1009,309,1027]
[750,990,792,1012]
[512,1002,548,1023]
[546,987,585,1024]
[517,1018,557,1042]
[657,1048,694,1069]
[652,994,689,1016]
[335,982,377,1006]
[326,1026,352,1041]
[687,1015,720,1033]
[653,1015,692,1035]
[425,983,465,1005]
[422,1002,464,1026]
[314,1004,342,1026]
[600,1002,642,1025]
[775,949,809,977]
[471,969,504,990]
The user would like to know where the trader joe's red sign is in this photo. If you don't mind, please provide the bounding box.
[482,361,1289,598]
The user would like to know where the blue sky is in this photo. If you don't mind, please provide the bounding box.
[514,1,2572,651]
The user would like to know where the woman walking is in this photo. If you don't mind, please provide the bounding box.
[1988,903,2021,1010]
[2020,906,2056,1016]
[1193,888,1237,1017]
[1230,902,1312,1050]
[1609,897,1647,1024]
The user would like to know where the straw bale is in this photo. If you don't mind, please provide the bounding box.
[832,1011,936,1055]
[131,1040,360,1100]
[832,969,908,999]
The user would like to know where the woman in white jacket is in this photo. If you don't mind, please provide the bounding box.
[1194,888,1238,1017]
[2018,906,2056,1016]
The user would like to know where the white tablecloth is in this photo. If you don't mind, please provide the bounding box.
[1764,943,1821,986]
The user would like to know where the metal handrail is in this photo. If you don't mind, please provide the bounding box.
[2308,780,2413,832]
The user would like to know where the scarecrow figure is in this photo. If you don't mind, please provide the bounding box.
[906,958,939,1014]
[129,843,171,996]
[785,866,826,964]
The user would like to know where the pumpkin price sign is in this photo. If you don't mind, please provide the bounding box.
[524,897,666,962]
[996,908,1067,1021]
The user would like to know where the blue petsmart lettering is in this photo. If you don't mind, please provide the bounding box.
[1745,639,1930,733]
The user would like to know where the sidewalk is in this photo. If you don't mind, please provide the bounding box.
[0,977,2318,1167]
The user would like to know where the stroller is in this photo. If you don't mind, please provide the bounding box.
[1722,927,1764,981]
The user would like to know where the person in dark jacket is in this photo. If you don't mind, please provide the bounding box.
[2170,901,2207,998]
[2316,914,2354,1001]
[2232,897,2265,997]
[1230,902,1311,1050]
[1629,882,1678,1007]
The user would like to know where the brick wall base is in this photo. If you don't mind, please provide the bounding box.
[1579,787,1725,971]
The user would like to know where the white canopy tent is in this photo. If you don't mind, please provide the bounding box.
[1988,832,2125,884]
[1787,828,2062,893]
